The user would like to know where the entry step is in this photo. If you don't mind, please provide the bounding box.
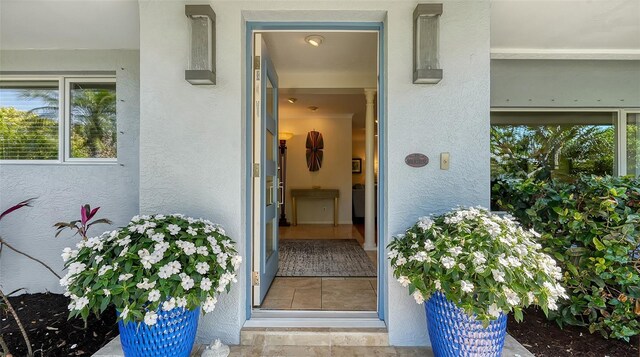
[240,327,389,347]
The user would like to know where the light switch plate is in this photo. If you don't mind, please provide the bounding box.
[440,152,450,170]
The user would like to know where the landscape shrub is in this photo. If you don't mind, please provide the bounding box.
[493,175,640,341]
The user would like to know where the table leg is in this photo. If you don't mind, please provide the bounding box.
[292,197,297,226]
[334,197,338,226]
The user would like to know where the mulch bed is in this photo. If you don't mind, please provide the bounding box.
[508,307,639,356]
[1,293,118,356]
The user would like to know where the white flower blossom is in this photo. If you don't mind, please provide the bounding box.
[440,256,455,269]
[488,303,501,318]
[397,276,410,287]
[98,265,113,276]
[460,280,474,293]
[118,273,133,281]
[492,269,505,283]
[168,224,181,235]
[120,306,130,320]
[423,240,435,251]
[447,247,463,257]
[162,298,176,311]
[176,296,188,308]
[180,273,195,290]
[417,216,434,231]
[74,296,89,310]
[201,277,213,291]
[196,246,209,256]
[144,311,158,326]
[412,290,424,304]
[196,262,210,275]
[147,289,161,302]
[61,247,78,262]
[202,295,218,313]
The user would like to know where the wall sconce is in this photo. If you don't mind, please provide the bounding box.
[413,3,443,84]
[185,5,216,85]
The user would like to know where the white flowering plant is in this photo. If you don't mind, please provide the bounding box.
[387,206,567,326]
[60,214,241,327]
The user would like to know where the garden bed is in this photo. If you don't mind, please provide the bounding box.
[1,292,117,356]
[508,307,638,357]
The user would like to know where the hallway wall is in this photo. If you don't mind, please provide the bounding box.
[280,115,353,224]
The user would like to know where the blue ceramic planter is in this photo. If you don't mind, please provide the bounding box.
[425,292,507,357]
[118,307,199,357]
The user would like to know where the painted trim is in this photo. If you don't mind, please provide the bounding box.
[244,317,386,329]
[244,21,386,323]
[491,48,640,60]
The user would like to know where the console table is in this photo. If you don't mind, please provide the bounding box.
[290,189,340,226]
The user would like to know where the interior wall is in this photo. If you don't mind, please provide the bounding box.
[0,49,140,294]
[280,115,353,225]
[352,138,365,185]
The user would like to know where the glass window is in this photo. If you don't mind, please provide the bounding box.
[68,81,117,159]
[0,81,59,160]
[627,113,640,176]
[491,111,617,182]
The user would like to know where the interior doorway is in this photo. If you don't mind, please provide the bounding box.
[249,25,383,317]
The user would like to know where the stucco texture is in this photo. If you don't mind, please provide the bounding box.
[0,50,140,294]
[138,0,490,347]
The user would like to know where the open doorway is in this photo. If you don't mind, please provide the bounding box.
[250,29,381,314]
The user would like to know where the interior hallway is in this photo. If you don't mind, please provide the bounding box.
[259,224,378,311]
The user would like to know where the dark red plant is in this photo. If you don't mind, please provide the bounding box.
[0,197,37,222]
[54,204,112,240]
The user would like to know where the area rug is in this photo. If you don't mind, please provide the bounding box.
[277,239,377,277]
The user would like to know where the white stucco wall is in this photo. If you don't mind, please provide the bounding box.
[138,0,490,346]
[0,50,140,294]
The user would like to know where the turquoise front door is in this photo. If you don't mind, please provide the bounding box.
[252,33,280,306]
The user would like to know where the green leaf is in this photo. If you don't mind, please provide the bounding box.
[592,237,605,251]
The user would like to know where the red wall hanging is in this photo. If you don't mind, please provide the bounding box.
[305,130,324,172]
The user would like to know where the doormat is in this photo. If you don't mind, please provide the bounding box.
[277,239,377,277]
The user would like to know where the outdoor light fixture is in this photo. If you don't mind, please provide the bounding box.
[413,3,443,84]
[305,35,324,47]
[185,5,216,85]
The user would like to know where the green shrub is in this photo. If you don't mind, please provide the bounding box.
[493,175,640,341]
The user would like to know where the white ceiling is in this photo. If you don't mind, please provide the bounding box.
[1,0,638,58]
[263,31,378,88]
[278,89,376,135]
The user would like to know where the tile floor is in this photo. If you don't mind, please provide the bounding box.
[260,224,378,311]
[261,277,377,311]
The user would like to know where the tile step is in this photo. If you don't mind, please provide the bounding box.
[240,327,389,347]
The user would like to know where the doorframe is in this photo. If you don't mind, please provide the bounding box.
[244,21,387,323]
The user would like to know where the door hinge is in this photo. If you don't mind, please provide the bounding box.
[252,271,260,286]
[254,56,261,70]
[253,163,260,177]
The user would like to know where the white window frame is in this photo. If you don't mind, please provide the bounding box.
[621,109,640,176]
[491,107,640,177]
[64,77,117,163]
[0,75,117,165]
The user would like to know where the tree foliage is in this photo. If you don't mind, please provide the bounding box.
[493,175,640,341]
[0,107,58,160]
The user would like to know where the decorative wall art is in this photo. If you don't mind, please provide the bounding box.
[305,130,324,172]
[352,158,362,173]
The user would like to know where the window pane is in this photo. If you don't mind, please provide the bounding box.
[0,81,59,160]
[627,113,640,176]
[491,112,616,181]
[69,82,116,159]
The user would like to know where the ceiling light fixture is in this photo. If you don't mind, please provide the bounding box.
[304,35,324,47]
[308,106,319,111]
[287,98,297,104]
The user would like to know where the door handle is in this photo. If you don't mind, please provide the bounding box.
[278,181,284,205]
